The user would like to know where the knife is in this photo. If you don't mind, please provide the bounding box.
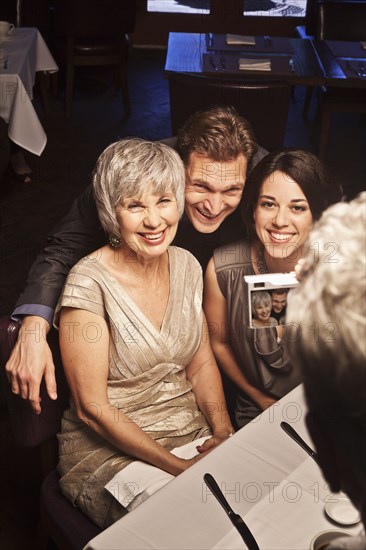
[204,473,260,550]
[280,421,319,465]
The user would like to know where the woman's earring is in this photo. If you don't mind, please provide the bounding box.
[109,234,121,248]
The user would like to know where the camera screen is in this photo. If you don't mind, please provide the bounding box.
[244,273,298,329]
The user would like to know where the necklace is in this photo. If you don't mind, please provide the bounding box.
[257,246,268,274]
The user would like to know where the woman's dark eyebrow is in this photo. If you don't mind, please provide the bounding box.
[259,194,308,203]
[259,194,275,200]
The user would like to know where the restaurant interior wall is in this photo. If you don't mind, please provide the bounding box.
[133,0,311,47]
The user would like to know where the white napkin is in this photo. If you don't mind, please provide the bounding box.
[239,57,271,71]
[105,436,211,511]
[226,34,255,45]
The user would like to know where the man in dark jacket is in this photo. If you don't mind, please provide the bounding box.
[6,105,267,413]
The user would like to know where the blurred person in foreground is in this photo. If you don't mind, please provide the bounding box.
[286,192,366,549]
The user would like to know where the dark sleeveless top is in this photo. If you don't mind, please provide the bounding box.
[213,239,301,398]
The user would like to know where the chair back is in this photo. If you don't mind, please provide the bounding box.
[53,0,136,39]
[317,0,366,40]
[0,317,69,448]
[0,315,103,549]
[17,0,51,34]
[169,73,291,151]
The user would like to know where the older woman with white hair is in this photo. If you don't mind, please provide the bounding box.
[54,138,233,528]
[286,192,366,548]
[251,290,278,328]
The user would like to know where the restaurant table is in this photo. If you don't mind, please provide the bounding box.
[0,27,58,155]
[311,39,366,89]
[84,385,362,550]
[164,33,326,87]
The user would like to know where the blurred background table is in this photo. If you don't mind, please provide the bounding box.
[165,32,326,86]
[0,26,58,155]
[312,39,366,88]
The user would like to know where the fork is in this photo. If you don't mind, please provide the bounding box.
[209,56,218,71]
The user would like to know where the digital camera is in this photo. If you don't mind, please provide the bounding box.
[244,272,298,328]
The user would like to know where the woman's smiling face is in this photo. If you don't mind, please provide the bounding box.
[254,170,313,264]
[116,184,179,260]
[255,303,271,321]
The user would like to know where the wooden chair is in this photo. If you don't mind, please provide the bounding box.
[169,73,292,151]
[0,317,102,549]
[52,0,136,118]
[12,0,54,114]
[296,0,317,39]
[303,0,366,158]
[317,0,366,41]
[16,0,52,37]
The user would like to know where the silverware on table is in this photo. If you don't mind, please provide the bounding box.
[280,421,319,465]
[346,60,361,78]
[357,62,366,78]
[288,58,295,72]
[204,473,260,550]
[209,56,218,71]
[208,33,214,47]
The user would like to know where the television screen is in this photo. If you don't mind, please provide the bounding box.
[148,0,306,17]
[148,0,210,14]
[243,0,306,17]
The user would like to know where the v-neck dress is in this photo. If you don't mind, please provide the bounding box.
[54,246,211,528]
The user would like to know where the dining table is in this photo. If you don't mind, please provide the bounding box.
[0,27,58,156]
[164,32,366,91]
[83,384,362,549]
[311,39,366,89]
[164,32,326,86]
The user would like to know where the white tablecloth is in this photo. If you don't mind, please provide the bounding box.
[84,385,362,550]
[0,27,58,155]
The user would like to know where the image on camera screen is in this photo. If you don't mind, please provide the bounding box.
[244,272,298,329]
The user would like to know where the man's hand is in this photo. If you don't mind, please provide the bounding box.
[5,316,57,414]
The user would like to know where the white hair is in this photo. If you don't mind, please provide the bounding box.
[251,291,272,318]
[92,138,185,238]
[286,192,366,420]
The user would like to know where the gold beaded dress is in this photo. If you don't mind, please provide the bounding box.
[54,246,211,528]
